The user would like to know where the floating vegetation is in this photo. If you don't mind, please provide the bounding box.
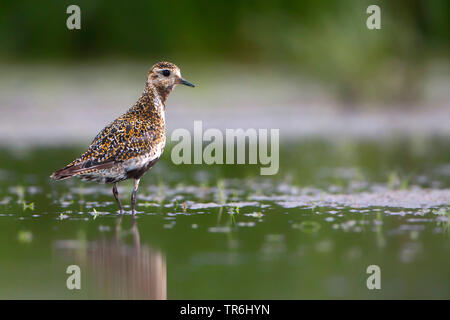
[435,207,450,235]
[0,196,12,205]
[58,213,69,220]
[17,230,33,243]
[245,212,264,218]
[236,221,255,227]
[229,211,237,227]
[93,208,99,220]
[163,221,176,229]
[22,201,35,211]
[292,221,322,233]
[208,226,232,233]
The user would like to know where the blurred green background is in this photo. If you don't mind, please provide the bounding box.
[1,0,449,103]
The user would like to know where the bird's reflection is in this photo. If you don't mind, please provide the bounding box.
[54,216,166,299]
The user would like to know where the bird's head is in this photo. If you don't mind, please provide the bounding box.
[146,62,195,98]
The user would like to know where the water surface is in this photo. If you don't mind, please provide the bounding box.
[0,137,449,299]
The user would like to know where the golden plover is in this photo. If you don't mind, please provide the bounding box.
[51,61,195,214]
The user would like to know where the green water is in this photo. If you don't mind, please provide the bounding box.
[0,137,449,299]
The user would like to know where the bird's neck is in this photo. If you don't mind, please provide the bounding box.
[145,83,173,106]
[138,85,169,116]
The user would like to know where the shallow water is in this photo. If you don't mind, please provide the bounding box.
[0,137,449,299]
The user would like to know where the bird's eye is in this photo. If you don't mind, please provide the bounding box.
[162,69,170,77]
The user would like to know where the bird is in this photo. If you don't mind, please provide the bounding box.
[50,61,195,214]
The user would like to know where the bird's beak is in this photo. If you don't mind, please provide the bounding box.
[178,78,195,87]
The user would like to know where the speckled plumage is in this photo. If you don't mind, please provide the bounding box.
[51,62,195,214]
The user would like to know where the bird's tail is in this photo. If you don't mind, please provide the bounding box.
[50,165,78,180]
[50,161,115,180]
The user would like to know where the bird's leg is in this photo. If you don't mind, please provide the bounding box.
[112,183,123,214]
[131,178,140,215]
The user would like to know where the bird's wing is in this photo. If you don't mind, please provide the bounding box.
[51,117,158,179]
[78,117,156,165]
